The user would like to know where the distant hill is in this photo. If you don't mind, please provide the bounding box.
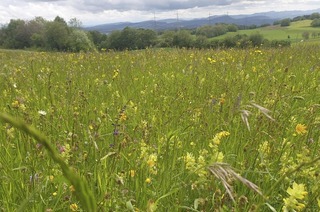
[85,8,320,34]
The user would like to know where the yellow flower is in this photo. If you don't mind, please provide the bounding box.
[287,182,308,200]
[112,69,119,79]
[11,100,20,108]
[69,185,75,192]
[147,153,157,168]
[219,97,225,105]
[145,178,151,184]
[207,57,216,64]
[184,152,196,171]
[283,197,306,211]
[282,182,308,211]
[119,112,127,121]
[295,124,307,135]
[129,170,135,177]
[69,203,78,211]
[52,192,57,196]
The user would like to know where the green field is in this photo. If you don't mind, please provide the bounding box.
[213,20,320,43]
[0,44,320,211]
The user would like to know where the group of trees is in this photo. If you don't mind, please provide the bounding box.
[1,16,270,51]
[5,12,320,52]
[0,16,96,51]
[274,12,320,27]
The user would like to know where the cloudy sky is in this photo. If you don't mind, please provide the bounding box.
[0,0,319,26]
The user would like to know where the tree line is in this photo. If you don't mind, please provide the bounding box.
[0,16,96,52]
[274,12,320,27]
[2,12,320,52]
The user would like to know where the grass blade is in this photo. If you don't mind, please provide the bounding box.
[0,113,97,211]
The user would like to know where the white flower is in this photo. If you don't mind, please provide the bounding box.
[38,110,47,116]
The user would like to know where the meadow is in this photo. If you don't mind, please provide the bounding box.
[0,44,319,211]
[213,20,320,43]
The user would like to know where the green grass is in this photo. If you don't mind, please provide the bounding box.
[0,45,320,211]
[213,20,320,43]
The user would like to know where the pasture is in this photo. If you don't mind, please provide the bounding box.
[0,45,319,211]
[214,20,320,43]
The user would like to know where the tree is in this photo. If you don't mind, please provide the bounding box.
[310,13,320,20]
[194,35,209,48]
[135,29,157,49]
[2,19,30,48]
[280,18,291,27]
[28,17,47,48]
[68,29,96,52]
[311,19,320,27]
[196,25,215,38]
[118,27,138,50]
[172,30,193,48]
[68,18,82,28]
[249,33,264,47]
[87,30,108,49]
[158,30,175,47]
[45,16,70,50]
[212,24,228,37]
[107,30,122,50]
[227,24,238,32]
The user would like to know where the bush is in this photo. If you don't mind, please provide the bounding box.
[280,18,291,27]
[311,19,320,27]
[269,40,291,48]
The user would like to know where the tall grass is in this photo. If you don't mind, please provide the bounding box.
[0,44,319,211]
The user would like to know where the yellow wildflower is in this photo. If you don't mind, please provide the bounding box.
[207,57,216,64]
[112,69,119,79]
[295,124,307,135]
[119,112,127,121]
[11,100,20,108]
[219,97,225,105]
[129,170,135,177]
[145,178,151,184]
[69,185,75,192]
[69,203,78,211]
[147,153,157,168]
[282,182,308,211]
[184,152,196,171]
[287,182,308,200]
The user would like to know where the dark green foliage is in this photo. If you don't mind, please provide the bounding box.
[196,24,237,38]
[280,18,291,27]
[1,13,305,52]
[106,27,157,50]
[172,30,193,48]
[0,16,95,52]
[2,19,30,48]
[45,17,70,51]
[158,30,175,47]
[249,33,264,47]
[88,30,108,49]
[311,19,320,27]
[310,12,320,20]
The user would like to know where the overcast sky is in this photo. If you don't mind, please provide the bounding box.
[0,0,319,26]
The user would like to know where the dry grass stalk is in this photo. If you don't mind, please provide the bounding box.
[207,162,263,203]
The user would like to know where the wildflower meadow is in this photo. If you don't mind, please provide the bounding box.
[0,45,319,211]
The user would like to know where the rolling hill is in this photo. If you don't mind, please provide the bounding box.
[85,8,320,34]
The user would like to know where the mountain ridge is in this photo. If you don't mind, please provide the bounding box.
[85,8,320,34]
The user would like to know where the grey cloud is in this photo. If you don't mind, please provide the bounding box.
[69,0,246,12]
